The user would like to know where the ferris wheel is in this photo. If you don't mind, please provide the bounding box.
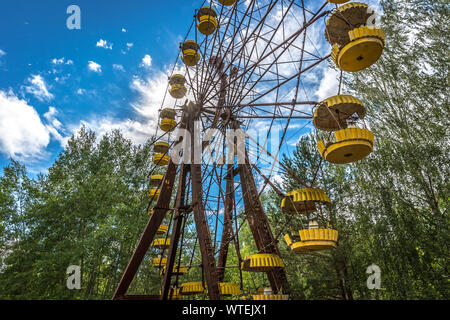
[113,0,385,300]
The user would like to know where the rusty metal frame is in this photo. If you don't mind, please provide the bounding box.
[217,164,235,282]
[188,112,221,300]
[231,120,288,294]
[112,113,188,300]
[160,164,188,300]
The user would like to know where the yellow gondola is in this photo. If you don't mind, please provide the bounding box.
[313,94,366,131]
[284,228,338,253]
[169,84,187,99]
[331,26,385,72]
[153,153,170,166]
[154,141,169,154]
[150,174,163,187]
[317,127,374,164]
[218,0,237,6]
[325,3,385,71]
[168,74,187,99]
[180,282,206,295]
[281,188,330,213]
[160,108,177,120]
[325,2,372,46]
[181,40,201,66]
[157,224,169,235]
[197,7,218,35]
[159,107,177,132]
[180,282,240,296]
[219,282,241,296]
[153,256,167,267]
[251,294,289,300]
[152,238,170,249]
[160,118,177,132]
[241,253,284,272]
[169,74,186,86]
[148,188,160,198]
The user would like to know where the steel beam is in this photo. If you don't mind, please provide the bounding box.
[217,164,235,282]
[161,164,188,300]
[188,114,221,300]
[234,121,288,294]
[112,113,187,300]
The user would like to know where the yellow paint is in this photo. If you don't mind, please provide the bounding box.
[241,253,284,272]
[313,94,365,131]
[317,128,374,164]
[182,49,201,66]
[218,0,237,6]
[180,282,206,295]
[332,26,385,72]
[285,229,339,253]
[281,188,330,213]
[169,84,187,99]
[160,118,177,132]
[251,294,289,300]
[152,238,170,249]
[153,153,170,166]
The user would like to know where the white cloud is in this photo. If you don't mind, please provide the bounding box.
[54,74,71,83]
[113,64,125,72]
[51,57,73,65]
[121,43,134,55]
[52,58,63,64]
[43,106,62,129]
[0,49,6,66]
[78,117,157,146]
[314,67,340,101]
[77,88,86,95]
[68,66,183,146]
[24,75,54,101]
[130,71,173,121]
[141,54,152,67]
[0,90,51,158]
[130,63,189,120]
[96,39,113,50]
[88,61,102,72]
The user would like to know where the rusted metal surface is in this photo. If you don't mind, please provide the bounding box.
[112,113,187,300]
[203,4,330,106]
[188,113,221,300]
[233,120,288,294]
[217,164,235,282]
[161,164,188,300]
[112,160,178,300]
[224,101,317,108]
[110,0,336,301]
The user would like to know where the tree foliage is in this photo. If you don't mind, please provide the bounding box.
[0,0,448,300]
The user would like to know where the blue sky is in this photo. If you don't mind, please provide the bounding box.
[0,0,384,255]
[0,0,382,176]
[0,0,201,174]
